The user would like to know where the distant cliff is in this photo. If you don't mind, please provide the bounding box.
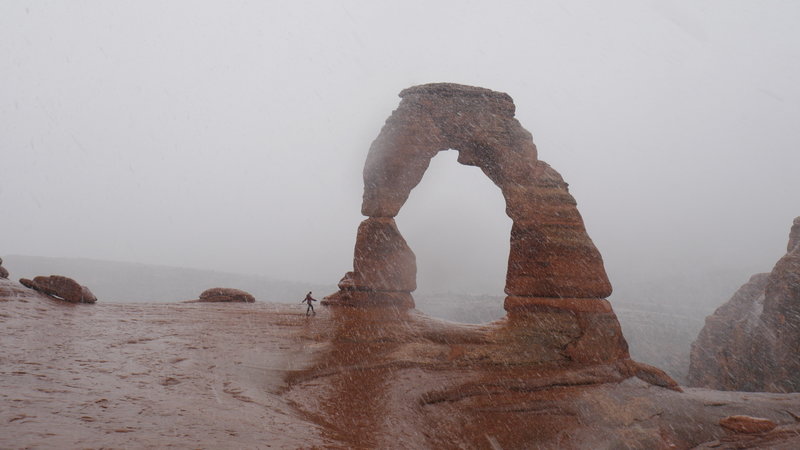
[689,217,800,391]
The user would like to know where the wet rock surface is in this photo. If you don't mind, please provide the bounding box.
[19,275,97,304]
[4,278,800,448]
[190,287,256,303]
[0,278,324,449]
[719,415,778,434]
[327,83,611,309]
[689,217,800,392]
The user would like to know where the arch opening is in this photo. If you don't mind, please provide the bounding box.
[396,149,509,323]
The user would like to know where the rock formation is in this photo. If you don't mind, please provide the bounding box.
[19,275,97,304]
[323,83,629,368]
[0,257,8,279]
[719,415,778,434]
[324,83,611,311]
[191,287,255,303]
[689,217,800,391]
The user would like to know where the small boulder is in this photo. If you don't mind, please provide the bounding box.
[0,257,8,279]
[19,275,97,304]
[719,415,777,434]
[197,288,255,303]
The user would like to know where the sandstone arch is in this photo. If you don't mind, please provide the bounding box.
[325,83,611,309]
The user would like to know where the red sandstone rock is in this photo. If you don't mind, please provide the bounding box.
[337,218,416,293]
[19,275,97,304]
[689,218,800,392]
[80,285,97,304]
[197,288,255,303]
[321,290,414,308]
[330,83,611,307]
[719,415,777,434]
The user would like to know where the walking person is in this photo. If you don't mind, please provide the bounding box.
[301,291,317,316]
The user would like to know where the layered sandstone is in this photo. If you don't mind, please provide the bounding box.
[325,83,611,311]
[19,275,97,304]
[689,217,800,391]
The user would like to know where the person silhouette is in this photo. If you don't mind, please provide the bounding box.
[301,291,317,316]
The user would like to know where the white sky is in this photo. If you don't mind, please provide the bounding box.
[2,1,799,295]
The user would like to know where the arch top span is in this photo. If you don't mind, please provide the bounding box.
[325,83,611,310]
[362,83,538,218]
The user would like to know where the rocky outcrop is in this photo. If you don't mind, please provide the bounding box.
[719,415,778,434]
[191,287,255,303]
[19,275,97,304]
[324,83,628,377]
[0,257,8,279]
[325,83,611,311]
[689,217,800,391]
[283,306,800,449]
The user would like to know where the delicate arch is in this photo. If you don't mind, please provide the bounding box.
[325,83,611,309]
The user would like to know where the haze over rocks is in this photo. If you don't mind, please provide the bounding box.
[689,217,800,392]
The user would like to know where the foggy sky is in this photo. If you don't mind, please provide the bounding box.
[2,1,799,297]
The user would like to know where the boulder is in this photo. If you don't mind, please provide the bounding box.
[19,275,97,304]
[0,257,7,279]
[197,288,255,303]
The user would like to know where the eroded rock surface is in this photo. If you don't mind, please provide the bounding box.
[326,83,611,310]
[336,217,416,293]
[193,287,255,303]
[283,305,799,449]
[719,415,778,434]
[689,217,800,392]
[19,275,97,304]
[4,278,800,449]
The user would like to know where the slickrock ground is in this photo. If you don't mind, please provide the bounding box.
[4,278,800,449]
[0,279,325,449]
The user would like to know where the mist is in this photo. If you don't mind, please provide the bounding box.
[2,1,799,303]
